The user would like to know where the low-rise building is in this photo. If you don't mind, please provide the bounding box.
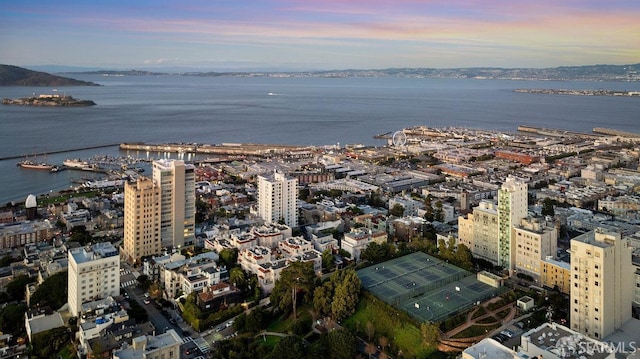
[112,329,182,359]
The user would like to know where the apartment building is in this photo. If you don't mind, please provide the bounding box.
[570,229,634,339]
[540,256,571,294]
[123,177,161,265]
[257,171,298,227]
[68,242,120,317]
[497,176,528,272]
[513,217,557,281]
[153,159,196,248]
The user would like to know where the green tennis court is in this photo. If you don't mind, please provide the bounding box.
[358,252,506,323]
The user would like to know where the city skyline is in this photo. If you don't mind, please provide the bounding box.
[1,0,639,71]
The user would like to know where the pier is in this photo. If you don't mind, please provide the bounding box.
[0,144,119,161]
[517,125,602,139]
[593,127,640,138]
[120,142,317,159]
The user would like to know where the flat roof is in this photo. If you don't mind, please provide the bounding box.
[463,338,516,359]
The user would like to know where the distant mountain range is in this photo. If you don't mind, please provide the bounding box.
[3,63,640,84]
[65,63,640,81]
[0,65,99,86]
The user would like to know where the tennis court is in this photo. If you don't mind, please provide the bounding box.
[358,252,506,323]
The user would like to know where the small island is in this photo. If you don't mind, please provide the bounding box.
[2,94,96,107]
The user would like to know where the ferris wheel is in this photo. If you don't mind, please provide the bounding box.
[392,130,407,147]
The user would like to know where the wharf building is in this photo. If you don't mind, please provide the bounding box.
[569,228,634,339]
[257,171,298,227]
[153,159,196,248]
[68,242,120,317]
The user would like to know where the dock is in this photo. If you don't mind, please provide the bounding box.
[517,125,602,139]
[120,142,317,159]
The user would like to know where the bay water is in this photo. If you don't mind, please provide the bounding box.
[1,75,639,204]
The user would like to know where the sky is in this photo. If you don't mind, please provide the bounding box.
[1,0,639,71]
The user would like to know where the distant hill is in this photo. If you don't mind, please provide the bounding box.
[71,63,639,81]
[0,65,100,86]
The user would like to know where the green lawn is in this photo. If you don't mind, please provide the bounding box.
[451,324,500,339]
[344,293,436,359]
[266,304,313,334]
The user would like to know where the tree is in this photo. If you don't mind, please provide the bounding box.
[434,201,444,222]
[0,303,27,335]
[229,267,247,290]
[5,274,34,301]
[327,328,357,359]
[136,274,151,290]
[365,320,375,341]
[365,342,377,358]
[30,271,67,309]
[313,283,334,318]
[541,197,555,217]
[270,261,318,318]
[219,248,239,268]
[379,336,389,352]
[453,244,473,270]
[268,335,307,359]
[389,203,405,217]
[322,249,335,272]
[195,199,211,224]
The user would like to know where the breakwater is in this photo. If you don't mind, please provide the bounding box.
[0,144,119,161]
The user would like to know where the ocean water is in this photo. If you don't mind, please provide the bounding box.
[1,75,639,204]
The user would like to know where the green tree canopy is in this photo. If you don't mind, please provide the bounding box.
[270,261,318,316]
[313,269,361,321]
[219,248,239,268]
[5,274,34,301]
[327,328,357,359]
[389,203,405,217]
[321,249,335,272]
[30,271,67,309]
[268,335,307,359]
[542,197,555,217]
[360,241,397,264]
[0,303,27,335]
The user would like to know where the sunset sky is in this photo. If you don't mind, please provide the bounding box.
[1,0,639,71]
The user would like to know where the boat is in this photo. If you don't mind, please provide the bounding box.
[17,160,55,170]
[63,158,90,169]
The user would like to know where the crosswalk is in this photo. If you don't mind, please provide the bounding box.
[120,279,136,288]
[182,336,209,353]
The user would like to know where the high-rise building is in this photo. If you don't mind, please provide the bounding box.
[68,242,120,317]
[470,200,500,264]
[257,171,298,227]
[152,159,196,248]
[497,176,528,272]
[123,177,161,264]
[570,228,634,339]
[513,217,557,281]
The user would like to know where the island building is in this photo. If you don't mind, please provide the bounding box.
[68,242,120,317]
[122,177,161,265]
[257,171,298,227]
[153,159,196,248]
[569,228,634,339]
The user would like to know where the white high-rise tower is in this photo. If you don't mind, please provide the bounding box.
[257,171,298,227]
[152,159,195,248]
